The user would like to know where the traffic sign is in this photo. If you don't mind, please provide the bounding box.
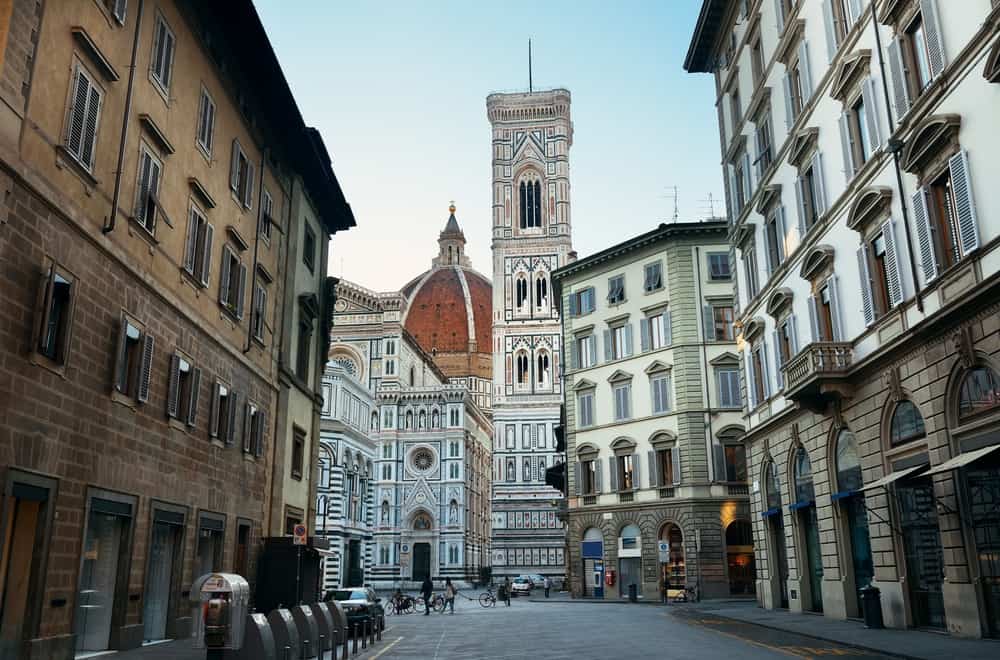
[293,524,307,546]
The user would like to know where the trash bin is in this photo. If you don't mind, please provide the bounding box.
[859,586,883,629]
[627,584,638,603]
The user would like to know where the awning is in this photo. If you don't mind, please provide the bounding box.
[923,444,1000,477]
[314,547,337,557]
[859,465,926,492]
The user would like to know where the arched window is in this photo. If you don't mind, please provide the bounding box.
[957,366,1000,422]
[418,410,427,429]
[835,429,863,493]
[516,351,529,385]
[793,446,815,504]
[536,351,550,386]
[726,520,753,546]
[535,274,548,307]
[432,409,440,428]
[516,276,529,309]
[765,461,782,511]
[889,400,926,446]
[519,176,542,229]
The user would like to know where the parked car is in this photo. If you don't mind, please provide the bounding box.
[522,574,546,587]
[510,577,532,597]
[325,587,385,633]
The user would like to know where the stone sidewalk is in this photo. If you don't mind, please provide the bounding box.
[687,600,1000,660]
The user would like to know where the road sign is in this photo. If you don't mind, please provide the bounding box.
[658,541,670,563]
[293,524,307,546]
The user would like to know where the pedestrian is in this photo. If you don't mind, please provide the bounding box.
[421,575,434,615]
[502,576,512,607]
[443,577,456,614]
[662,575,669,604]
[543,576,551,598]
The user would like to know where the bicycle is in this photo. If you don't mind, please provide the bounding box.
[478,588,497,608]
[414,594,445,612]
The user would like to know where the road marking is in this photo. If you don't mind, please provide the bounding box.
[432,626,447,659]
[370,636,403,659]
[673,612,814,659]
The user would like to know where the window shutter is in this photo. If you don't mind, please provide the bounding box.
[808,293,820,342]
[166,353,180,417]
[594,460,603,493]
[31,265,55,354]
[760,344,771,398]
[764,224,775,276]
[798,41,813,101]
[573,462,582,495]
[822,1,838,62]
[137,333,155,403]
[881,221,904,307]
[847,0,862,25]
[67,69,89,158]
[244,160,256,209]
[664,310,673,345]
[772,330,784,389]
[230,140,241,192]
[774,0,786,32]
[782,73,794,130]
[887,38,910,119]
[253,410,264,455]
[569,338,579,370]
[200,223,214,287]
[187,367,201,426]
[828,275,843,341]
[624,323,634,357]
[789,314,800,354]
[727,165,738,219]
[219,247,231,305]
[745,354,757,409]
[608,457,618,492]
[226,391,240,445]
[671,446,681,485]
[242,403,252,452]
[857,245,875,326]
[742,151,753,199]
[703,305,715,341]
[839,112,855,182]
[648,450,658,488]
[603,329,612,362]
[776,205,787,261]
[794,176,807,240]
[921,0,945,78]
[812,152,827,215]
[862,77,882,149]
[81,84,102,169]
[135,152,151,219]
[640,318,650,352]
[754,125,763,179]
[112,0,127,23]
[949,150,979,256]
[569,293,578,317]
[183,212,198,274]
[911,188,938,283]
[209,382,221,437]
[236,263,247,319]
[713,444,727,482]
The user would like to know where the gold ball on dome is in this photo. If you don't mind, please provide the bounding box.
[449,202,456,214]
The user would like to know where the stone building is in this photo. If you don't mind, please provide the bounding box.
[0,2,353,657]
[554,221,751,601]
[327,211,493,589]
[315,360,376,591]
[686,0,1000,637]
[487,89,575,581]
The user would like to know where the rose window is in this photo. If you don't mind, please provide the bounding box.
[412,448,435,472]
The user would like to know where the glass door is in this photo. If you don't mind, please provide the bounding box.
[769,514,789,608]
[844,495,874,615]
[897,478,946,629]
[143,521,178,642]
[75,511,128,652]
[802,506,824,612]
[966,460,1000,637]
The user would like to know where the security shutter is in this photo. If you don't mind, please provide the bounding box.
[857,245,875,326]
[911,188,937,283]
[187,367,201,426]
[137,333,155,404]
[166,353,181,417]
[949,150,979,257]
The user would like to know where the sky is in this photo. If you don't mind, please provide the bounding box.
[255,0,722,292]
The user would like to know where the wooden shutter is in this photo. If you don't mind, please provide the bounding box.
[209,382,221,437]
[857,245,875,326]
[81,83,102,169]
[640,317,650,352]
[839,112,855,182]
[242,403,252,452]
[112,316,129,392]
[911,188,937,283]
[881,221,904,307]
[921,0,945,78]
[569,338,579,370]
[632,453,641,490]
[713,444,727,482]
[187,367,201,426]
[760,344,771,398]
[594,460,603,493]
[624,323,634,357]
[776,206,787,261]
[608,457,618,492]
[219,247,231,305]
[664,310,673,345]
[166,353,181,418]
[236,263,247,319]
[811,152,827,215]
[31,264,54,355]
[782,73,794,130]
[772,330,784,389]
[112,0,127,23]
[199,223,214,287]
[183,211,199,274]
[789,314,800,354]
[244,160,256,209]
[603,329,612,362]
[798,41,813,100]
[66,68,89,159]
[574,462,582,495]
[226,392,240,445]
[703,305,715,341]
[569,292,578,317]
[230,140,241,192]
[847,0,862,25]
[887,38,910,119]
[949,151,979,256]
[862,77,882,149]
[648,450,657,488]
[808,293,820,342]
[137,333,155,403]
[671,446,681,485]
[822,0,838,62]
[774,0,786,32]
[135,151,152,219]
[255,410,266,457]
[828,275,843,341]
[745,354,757,409]
[742,152,753,200]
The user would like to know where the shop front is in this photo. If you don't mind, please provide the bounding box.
[617,524,642,599]
[659,523,685,600]
[581,527,604,598]
[791,446,823,614]
[762,461,789,609]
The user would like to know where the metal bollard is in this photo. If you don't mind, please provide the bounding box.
[302,639,311,658]
[284,645,291,660]
[352,624,358,655]
[361,619,368,649]
[376,616,382,641]
[319,634,326,653]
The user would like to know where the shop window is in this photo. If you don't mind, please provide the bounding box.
[889,399,927,446]
[793,446,816,504]
[834,429,863,493]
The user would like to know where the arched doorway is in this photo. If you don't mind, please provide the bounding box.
[792,446,823,613]
[618,524,642,599]
[411,512,433,583]
[832,429,873,617]
[581,527,604,598]
[659,523,685,601]
[763,460,789,608]
[726,520,755,595]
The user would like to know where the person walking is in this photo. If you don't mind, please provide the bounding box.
[502,576,512,607]
[420,575,434,615]
[442,578,456,614]
[543,576,552,598]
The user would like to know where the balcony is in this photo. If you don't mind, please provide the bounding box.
[618,491,634,504]
[782,342,854,410]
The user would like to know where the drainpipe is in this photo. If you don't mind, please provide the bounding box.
[244,149,267,353]
[694,247,717,479]
[870,13,923,312]
[103,0,144,234]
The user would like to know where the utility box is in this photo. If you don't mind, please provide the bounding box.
[255,536,327,614]
[192,573,250,650]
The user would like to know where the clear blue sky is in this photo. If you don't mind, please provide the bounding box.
[255,0,722,291]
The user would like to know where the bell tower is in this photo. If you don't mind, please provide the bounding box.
[487,89,574,581]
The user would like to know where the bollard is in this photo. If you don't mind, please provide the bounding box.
[302,639,311,658]
[352,623,358,655]
[376,616,382,641]
[283,645,291,660]
[361,619,368,649]
[319,634,326,654]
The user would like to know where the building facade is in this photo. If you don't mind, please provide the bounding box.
[686,0,1000,637]
[315,360,376,591]
[0,1,353,657]
[487,89,574,580]
[554,222,751,601]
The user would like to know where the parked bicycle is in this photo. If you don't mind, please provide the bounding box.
[415,593,445,612]
[478,587,497,608]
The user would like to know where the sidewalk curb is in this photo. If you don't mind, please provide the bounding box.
[678,608,922,660]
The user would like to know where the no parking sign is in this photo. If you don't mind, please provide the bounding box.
[293,524,307,546]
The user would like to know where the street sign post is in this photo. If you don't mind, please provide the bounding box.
[293,524,307,546]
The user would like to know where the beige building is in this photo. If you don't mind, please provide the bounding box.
[687,0,1000,638]
[0,1,352,657]
[554,221,751,601]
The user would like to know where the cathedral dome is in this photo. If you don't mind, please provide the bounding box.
[401,206,492,383]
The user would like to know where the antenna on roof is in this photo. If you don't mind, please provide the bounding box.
[528,39,533,93]
[660,186,680,222]
[698,192,719,218]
